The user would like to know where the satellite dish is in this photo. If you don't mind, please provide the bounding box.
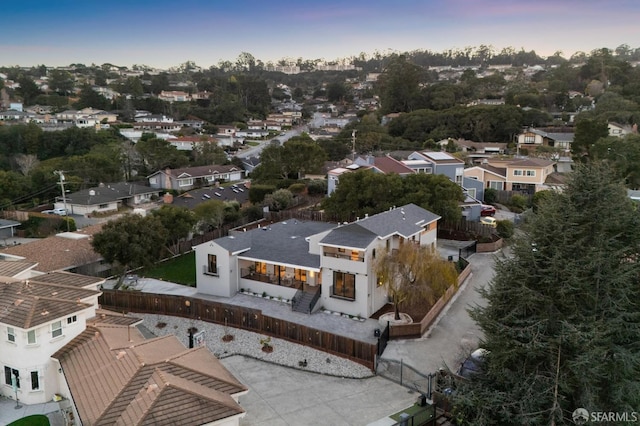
[89,190,95,196]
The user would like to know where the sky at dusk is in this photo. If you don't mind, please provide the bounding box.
[1,0,639,69]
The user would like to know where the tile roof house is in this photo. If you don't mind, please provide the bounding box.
[0,265,103,406]
[57,182,161,216]
[195,204,440,318]
[53,315,247,426]
[0,260,247,425]
[0,224,107,275]
[148,165,244,191]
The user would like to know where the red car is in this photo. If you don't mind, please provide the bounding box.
[481,205,496,217]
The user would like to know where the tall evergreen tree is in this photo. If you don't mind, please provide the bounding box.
[453,163,640,425]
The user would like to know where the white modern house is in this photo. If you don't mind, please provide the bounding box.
[195,204,440,318]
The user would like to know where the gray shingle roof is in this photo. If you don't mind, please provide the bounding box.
[215,221,335,268]
[320,204,440,248]
[66,183,160,206]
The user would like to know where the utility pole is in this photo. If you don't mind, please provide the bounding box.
[351,130,357,161]
[54,170,70,231]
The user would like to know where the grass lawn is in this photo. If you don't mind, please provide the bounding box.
[9,415,50,426]
[143,251,196,287]
[389,403,435,424]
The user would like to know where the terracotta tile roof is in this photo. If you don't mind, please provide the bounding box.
[0,224,104,272]
[0,260,37,277]
[0,277,98,328]
[54,323,247,425]
[29,271,104,289]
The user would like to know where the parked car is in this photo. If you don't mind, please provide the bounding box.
[480,216,497,228]
[480,205,496,216]
[43,208,68,216]
[457,348,489,379]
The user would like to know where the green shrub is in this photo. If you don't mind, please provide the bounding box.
[288,183,307,194]
[307,179,328,196]
[484,188,497,204]
[509,194,528,212]
[496,220,514,239]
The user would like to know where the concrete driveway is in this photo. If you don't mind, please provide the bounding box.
[381,251,498,374]
[222,356,417,426]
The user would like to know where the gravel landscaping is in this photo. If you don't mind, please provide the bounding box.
[135,313,375,379]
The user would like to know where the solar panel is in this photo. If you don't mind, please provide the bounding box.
[427,152,454,160]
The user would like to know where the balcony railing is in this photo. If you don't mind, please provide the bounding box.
[240,268,305,289]
[323,252,365,262]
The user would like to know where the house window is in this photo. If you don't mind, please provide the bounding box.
[4,367,19,388]
[99,203,109,209]
[67,315,77,324]
[524,134,535,144]
[51,321,62,338]
[178,178,193,187]
[350,250,360,261]
[513,170,523,176]
[294,269,307,282]
[7,327,15,343]
[332,271,356,300]
[207,254,218,275]
[525,170,536,177]
[149,177,157,185]
[488,181,504,190]
[27,330,36,345]
[31,371,39,390]
[467,188,477,198]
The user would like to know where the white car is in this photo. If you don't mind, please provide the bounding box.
[43,208,68,216]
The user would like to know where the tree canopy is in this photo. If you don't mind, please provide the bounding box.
[91,213,168,276]
[452,162,640,424]
[323,170,464,223]
[374,243,458,320]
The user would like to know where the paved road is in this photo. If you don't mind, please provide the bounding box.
[235,126,306,159]
[382,251,499,374]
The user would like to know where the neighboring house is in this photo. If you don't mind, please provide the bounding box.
[327,164,370,195]
[53,313,248,426]
[453,139,508,162]
[404,151,465,185]
[463,157,557,195]
[195,204,440,318]
[608,122,637,138]
[0,110,35,122]
[241,156,261,174]
[164,183,250,209]
[148,165,244,191]
[158,91,191,102]
[0,268,103,405]
[235,129,270,139]
[517,127,574,154]
[132,121,182,132]
[167,135,218,151]
[0,224,107,275]
[354,155,415,176]
[0,260,247,425]
[403,151,484,217]
[0,219,20,239]
[59,182,161,216]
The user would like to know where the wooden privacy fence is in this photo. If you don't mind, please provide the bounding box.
[99,290,377,370]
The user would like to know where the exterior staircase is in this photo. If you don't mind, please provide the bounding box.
[291,287,321,314]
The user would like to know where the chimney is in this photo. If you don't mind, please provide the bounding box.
[163,193,173,204]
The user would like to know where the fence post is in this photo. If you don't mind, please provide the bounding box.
[400,358,403,385]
